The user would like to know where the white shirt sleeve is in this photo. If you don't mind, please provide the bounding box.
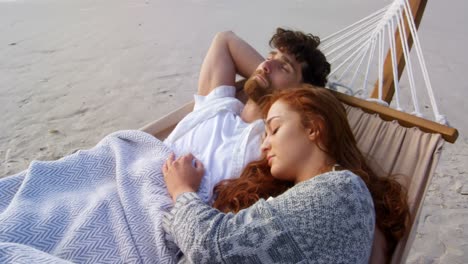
[193,85,236,111]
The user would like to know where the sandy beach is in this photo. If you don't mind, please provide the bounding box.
[1,0,467,262]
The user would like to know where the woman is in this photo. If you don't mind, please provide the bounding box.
[163,85,409,263]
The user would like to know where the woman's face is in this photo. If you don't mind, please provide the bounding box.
[261,100,316,182]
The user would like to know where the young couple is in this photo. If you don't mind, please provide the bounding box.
[161,28,409,263]
[0,28,409,263]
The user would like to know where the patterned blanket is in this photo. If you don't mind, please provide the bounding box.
[0,130,178,263]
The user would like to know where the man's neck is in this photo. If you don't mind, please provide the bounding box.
[240,99,263,123]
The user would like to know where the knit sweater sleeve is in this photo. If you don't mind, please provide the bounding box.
[162,170,375,264]
[162,192,306,263]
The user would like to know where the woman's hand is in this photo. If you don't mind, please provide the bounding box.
[163,153,204,202]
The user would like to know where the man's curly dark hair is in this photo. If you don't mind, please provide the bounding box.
[269,28,330,87]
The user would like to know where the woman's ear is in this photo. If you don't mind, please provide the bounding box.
[308,127,320,141]
[307,121,320,141]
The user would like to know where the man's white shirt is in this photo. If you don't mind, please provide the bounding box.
[163,85,264,203]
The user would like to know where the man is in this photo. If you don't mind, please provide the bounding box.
[164,28,330,202]
[199,28,329,121]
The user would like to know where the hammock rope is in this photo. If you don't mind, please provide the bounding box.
[322,0,448,125]
[387,18,401,111]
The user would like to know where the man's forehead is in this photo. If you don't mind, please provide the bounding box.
[270,49,295,60]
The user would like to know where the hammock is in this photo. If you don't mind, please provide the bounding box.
[140,90,444,264]
[141,0,459,263]
[322,0,457,143]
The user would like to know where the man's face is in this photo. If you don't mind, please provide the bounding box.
[244,49,303,103]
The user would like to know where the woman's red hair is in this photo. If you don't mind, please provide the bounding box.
[213,85,410,256]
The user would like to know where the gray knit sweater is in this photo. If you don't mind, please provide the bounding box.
[163,170,375,264]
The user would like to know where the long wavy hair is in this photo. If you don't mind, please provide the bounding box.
[213,85,410,254]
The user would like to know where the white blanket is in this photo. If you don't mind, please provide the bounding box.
[0,130,179,263]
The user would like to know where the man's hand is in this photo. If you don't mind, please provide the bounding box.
[198,31,264,96]
[162,153,205,202]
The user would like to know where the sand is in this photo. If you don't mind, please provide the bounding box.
[1,0,467,262]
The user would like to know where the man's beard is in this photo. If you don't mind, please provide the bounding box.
[244,70,273,106]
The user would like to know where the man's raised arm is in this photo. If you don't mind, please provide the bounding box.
[197,31,264,96]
